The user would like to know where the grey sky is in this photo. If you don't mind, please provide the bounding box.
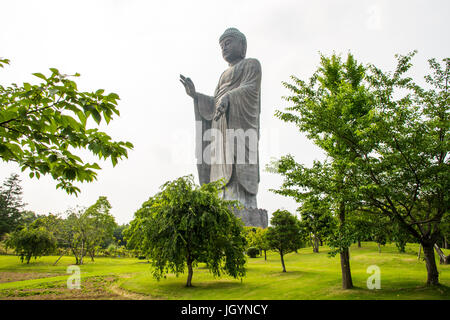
[1,0,449,224]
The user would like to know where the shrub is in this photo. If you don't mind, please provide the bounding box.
[246,247,260,258]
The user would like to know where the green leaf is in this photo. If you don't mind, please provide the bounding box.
[91,108,101,124]
[48,154,58,163]
[32,73,47,81]
[63,168,77,180]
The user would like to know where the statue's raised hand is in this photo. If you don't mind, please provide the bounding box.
[179,74,196,99]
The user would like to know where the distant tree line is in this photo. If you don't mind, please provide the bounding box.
[0,173,129,264]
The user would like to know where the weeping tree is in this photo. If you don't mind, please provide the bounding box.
[124,175,247,287]
[6,225,56,264]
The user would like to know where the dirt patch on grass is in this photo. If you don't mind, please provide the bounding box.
[0,274,161,300]
[0,272,62,283]
[109,283,157,300]
[0,275,121,300]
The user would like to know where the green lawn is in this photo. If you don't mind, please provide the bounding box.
[0,242,449,299]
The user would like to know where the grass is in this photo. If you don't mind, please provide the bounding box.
[0,242,449,300]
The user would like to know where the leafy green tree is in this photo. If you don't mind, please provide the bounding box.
[63,207,90,265]
[60,197,116,264]
[112,224,129,246]
[244,227,270,260]
[265,210,302,272]
[83,196,117,261]
[124,175,247,287]
[389,221,415,253]
[0,173,26,236]
[244,227,258,250]
[6,225,56,263]
[298,196,336,253]
[30,213,64,242]
[17,210,38,227]
[257,228,271,260]
[275,51,449,286]
[0,58,133,195]
[29,213,68,264]
[345,209,373,248]
[268,157,357,288]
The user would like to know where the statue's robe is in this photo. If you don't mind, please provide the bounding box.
[193,58,261,208]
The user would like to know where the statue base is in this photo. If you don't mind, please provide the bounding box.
[233,207,268,229]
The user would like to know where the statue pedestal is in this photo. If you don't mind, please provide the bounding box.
[233,207,268,229]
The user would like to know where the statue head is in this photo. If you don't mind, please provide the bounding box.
[219,28,247,65]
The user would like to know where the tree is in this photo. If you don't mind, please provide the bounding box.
[256,228,271,260]
[6,225,56,263]
[60,197,116,264]
[29,213,67,264]
[298,196,336,253]
[83,196,117,261]
[275,51,449,286]
[265,210,302,272]
[124,175,247,287]
[63,207,90,265]
[0,173,26,236]
[244,227,270,260]
[112,224,129,247]
[388,219,415,253]
[0,58,133,195]
[17,210,38,227]
[268,156,357,288]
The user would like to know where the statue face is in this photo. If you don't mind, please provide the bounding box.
[220,36,243,64]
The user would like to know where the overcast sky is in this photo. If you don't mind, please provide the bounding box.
[1,0,449,225]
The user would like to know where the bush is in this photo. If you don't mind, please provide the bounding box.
[246,247,260,258]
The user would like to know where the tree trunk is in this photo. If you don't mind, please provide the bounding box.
[313,237,320,253]
[357,240,361,248]
[264,250,267,261]
[418,244,422,260]
[71,247,79,265]
[79,240,84,265]
[338,201,353,289]
[378,243,381,253]
[434,243,450,265]
[444,236,449,250]
[422,242,439,286]
[53,249,66,266]
[186,255,194,287]
[280,250,286,272]
[340,248,353,289]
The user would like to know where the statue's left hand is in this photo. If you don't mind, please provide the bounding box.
[179,74,197,99]
[214,94,230,121]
